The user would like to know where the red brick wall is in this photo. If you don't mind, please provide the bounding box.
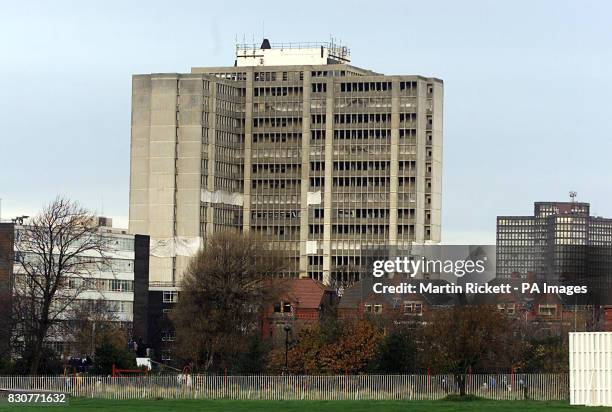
[605,307,612,332]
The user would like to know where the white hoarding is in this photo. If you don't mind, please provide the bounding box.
[569,332,612,406]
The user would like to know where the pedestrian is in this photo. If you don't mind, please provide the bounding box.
[519,378,528,400]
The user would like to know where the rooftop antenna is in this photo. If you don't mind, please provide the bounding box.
[569,191,577,203]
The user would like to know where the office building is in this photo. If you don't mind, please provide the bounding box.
[129,39,443,287]
[497,201,612,279]
[0,218,149,356]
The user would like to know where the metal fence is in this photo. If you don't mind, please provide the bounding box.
[0,374,569,401]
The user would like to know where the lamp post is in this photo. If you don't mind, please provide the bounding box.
[283,324,292,373]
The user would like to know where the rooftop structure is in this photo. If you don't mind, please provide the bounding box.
[235,39,351,67]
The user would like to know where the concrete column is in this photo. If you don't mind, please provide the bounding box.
[129,75,152,236]
[322,77,334,285]
[175,76,204,282]
[243,70,254,232]
[431,81,444,243]
[415,80,426,243]
[176,77,204,239]
[206,80,217,237]
[148,75,178,283]
[299,71,311,278]
[389,78,400,249]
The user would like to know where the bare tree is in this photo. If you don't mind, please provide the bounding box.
[419,305,524,396]
[11,197,111,374]
[62,299,128,358]
[171,231,286,373]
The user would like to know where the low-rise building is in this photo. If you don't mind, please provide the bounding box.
[263,278,336,341]
[474,275,597,337]
[0,218,149,357]
[338,277,456,322]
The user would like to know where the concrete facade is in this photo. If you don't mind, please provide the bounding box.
[130,43,443,287]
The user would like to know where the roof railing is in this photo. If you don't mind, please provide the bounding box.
[235,41,350,60]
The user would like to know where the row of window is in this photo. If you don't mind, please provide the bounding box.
[215,83,244,97]
[364,301,423,315]
[215,129,243,146]
[252,164,301,174]
[332,224,390,235]
[14,254,135,274]
[253,132,301,143]
[333,177,390,187]
[211,72,246,81]
[312,210,404,224]
[332,129,392,140]
[251,210,299,220]
[253,101,302,113]
[253,226,299,237]
[67,278,134,293]
[332,161,389,171]
[253,117,302,128]
[215,99,243,113]
[252,149,301,159]
[340,82,392,92]
[251,179,301,190]
[251,195,300,205]
[334,113,391,124]
[253,87,303,97]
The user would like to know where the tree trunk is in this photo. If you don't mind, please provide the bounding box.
[29,341,42,375]
[455,374,466,396]
[29,322,48,375]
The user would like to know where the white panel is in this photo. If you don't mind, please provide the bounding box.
[307,191,322,205]
[569,332,612,406]
[150,236,203,258]
[201,189,244,207]
[306,240,318,255]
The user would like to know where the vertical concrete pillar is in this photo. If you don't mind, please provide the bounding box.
[148,75,178,284]
[175,77,204,282]
[129,75,151,236]
[414,81,426,243]
[206,80,217,237]
[243,70,254,232]
[431,82,444,243]
[299,71,312,278]
[322,77,334,285]
[389,78,400,249]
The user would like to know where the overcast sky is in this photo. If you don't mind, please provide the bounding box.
[1,0,611,243]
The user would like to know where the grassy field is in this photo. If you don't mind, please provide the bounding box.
[1,398,610,412]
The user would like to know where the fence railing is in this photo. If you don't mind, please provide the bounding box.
[0,374,569,401]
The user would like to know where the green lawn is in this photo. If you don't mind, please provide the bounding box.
[1,398,610,412]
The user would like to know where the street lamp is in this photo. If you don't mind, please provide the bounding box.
[283,324,292,373]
